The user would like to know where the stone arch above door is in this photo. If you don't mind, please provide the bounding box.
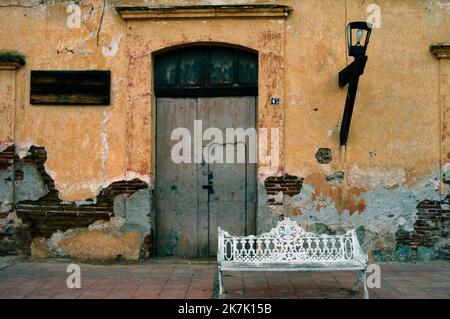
[120,4,291,183]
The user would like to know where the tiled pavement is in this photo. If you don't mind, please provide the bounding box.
[222,262,450,299]
[0,260,449,299]
[0,261,216,299]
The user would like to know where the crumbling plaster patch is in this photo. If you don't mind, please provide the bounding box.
[282,170,442,254]
[113,187,154,238]
[42,165,152,203]
[0,212,22,255]
[0,171,13,205]
[0,203,13,214]
[0,212,22,231]
[315,148,332,164]
[258,167,435,231]
[47,217,142,261]
[15,143,33,159]
[347,165,407,190]
[0,142,13,153]
[0,143,155,259]
[325,171,344,185]
[51,193,152,259]
[14,164,48,203]
[256,181,282,234]
[14,138,134,202]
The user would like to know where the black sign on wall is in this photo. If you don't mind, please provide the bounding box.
[30,70,110,105]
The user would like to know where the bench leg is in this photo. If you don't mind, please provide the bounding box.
[352,271,361,293]
[362,269,369,299]
[218,269,224,295]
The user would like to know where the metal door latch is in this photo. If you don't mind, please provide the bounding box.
[202,181,214,194]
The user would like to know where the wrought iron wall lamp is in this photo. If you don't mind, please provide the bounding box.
[339,21,373,145]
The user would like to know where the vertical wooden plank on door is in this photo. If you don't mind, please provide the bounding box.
[156,98,198,256]
[197,97,257,255]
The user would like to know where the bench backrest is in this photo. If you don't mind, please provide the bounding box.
[218,218,366,264]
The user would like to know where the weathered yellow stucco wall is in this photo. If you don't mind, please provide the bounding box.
[282,0,448,218]
[0,0,449,260]
[1,0,129,200]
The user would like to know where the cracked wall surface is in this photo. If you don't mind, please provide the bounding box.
[0,0,449,260]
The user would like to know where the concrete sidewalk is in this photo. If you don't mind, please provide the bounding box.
[0,259,448,299]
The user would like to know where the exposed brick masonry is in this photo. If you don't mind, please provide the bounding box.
[0,144,15,171]
[264,174,304,205]
[1,145,149,255]
[397,200,450,259]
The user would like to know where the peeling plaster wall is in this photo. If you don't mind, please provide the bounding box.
[14,165,49,203]
[0,144,155,259]
[0,0,449,260]
[288,172,440,252]
[114,188,153,235]
[113,187,155,258]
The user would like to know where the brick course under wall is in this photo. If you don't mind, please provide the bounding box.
[0,144,14,172]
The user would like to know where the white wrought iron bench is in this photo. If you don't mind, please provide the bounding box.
[217,218,369,298]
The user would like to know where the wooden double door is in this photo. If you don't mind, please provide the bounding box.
[155,96,257,256]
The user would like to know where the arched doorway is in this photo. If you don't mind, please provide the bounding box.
[154,45,258,257]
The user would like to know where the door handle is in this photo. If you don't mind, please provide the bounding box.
[202,181,214,194]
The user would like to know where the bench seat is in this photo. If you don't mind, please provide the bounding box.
[220,260,366,272]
